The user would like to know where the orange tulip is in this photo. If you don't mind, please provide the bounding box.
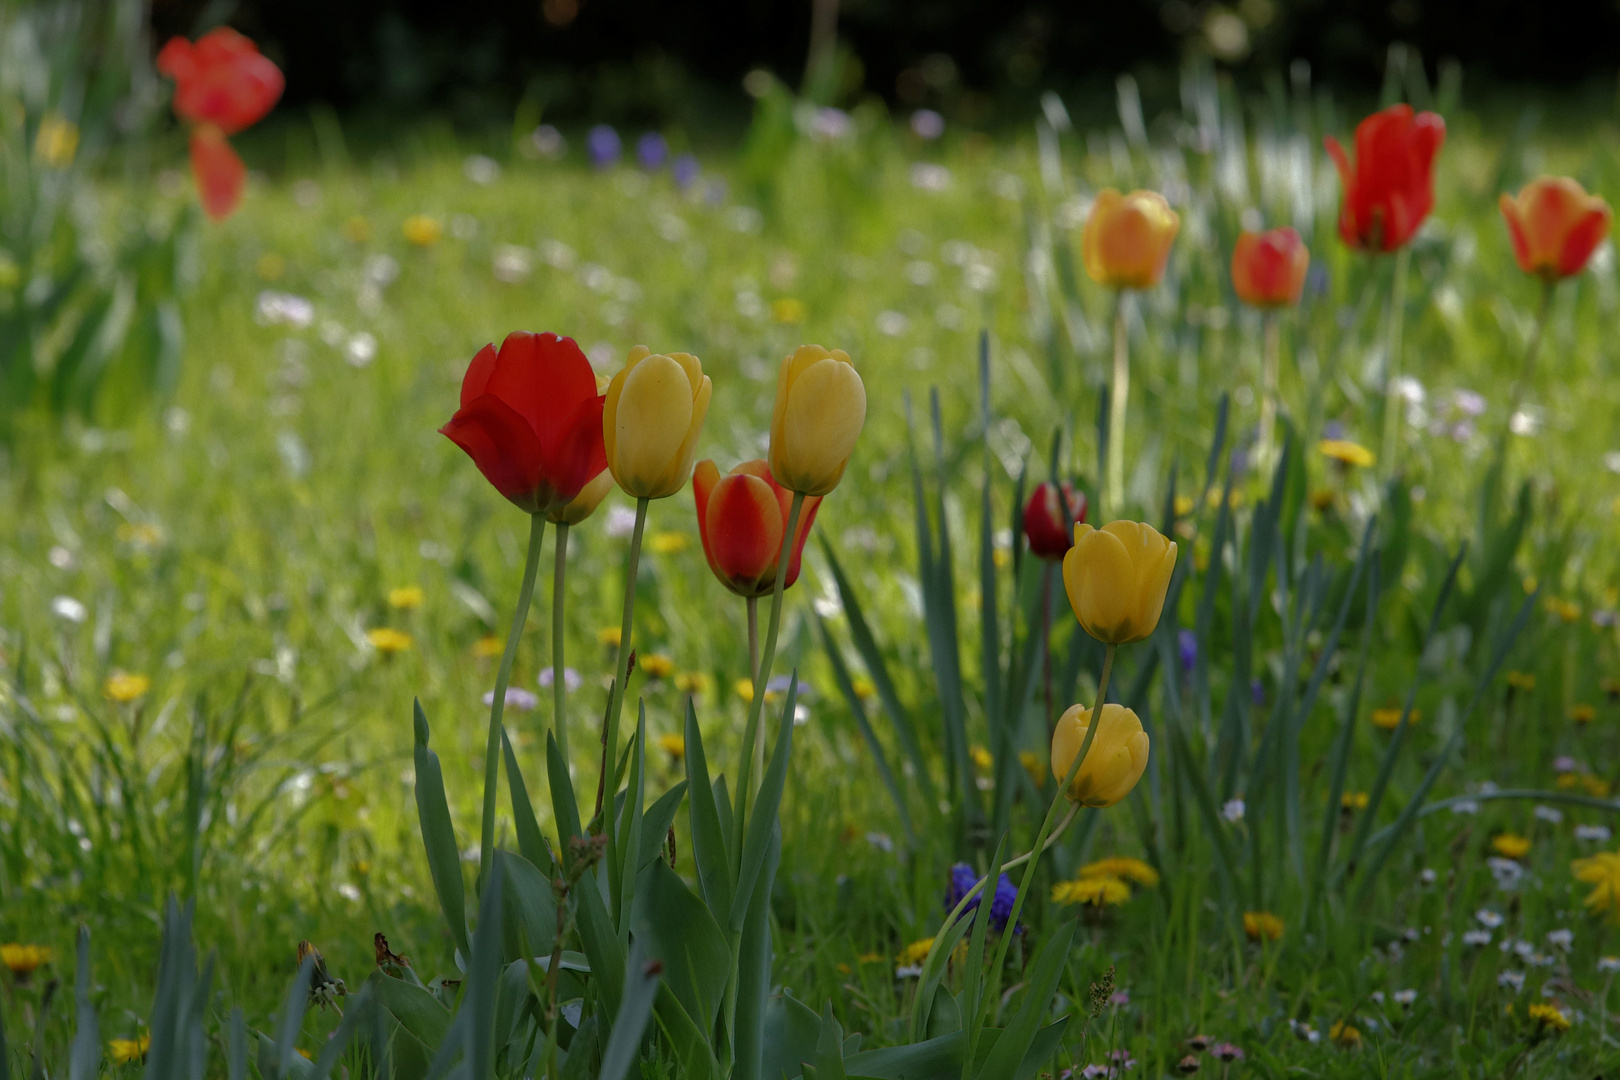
[1082,189,1180,290]
[692,460,821,598]
[1499,176,1613,281]
[1231,228,1309,308]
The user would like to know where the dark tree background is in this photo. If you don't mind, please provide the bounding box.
[148,0,1620,125]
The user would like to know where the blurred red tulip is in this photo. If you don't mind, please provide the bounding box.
[1324,105,1445,252]
[692,460,821,598]
[189,125,245,221]
[440,333,609,516]
[1499,176,1613,281]
[1024,481,1087,560]
[1231,228,1309,308]
[156,28,283,135]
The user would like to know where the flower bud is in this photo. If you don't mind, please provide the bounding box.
[692,459,821,597]
[1500,176,1613,281]
[604,346,712,499]
[1325,104,1445,252]
[768,345,866,496]
[1231,228,1309,308]
[1062,521,1177,644]
[1051,702,1149,807]
[1023,481,1087,560]
[1082,189,1180,290]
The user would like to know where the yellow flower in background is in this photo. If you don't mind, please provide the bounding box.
[1062,521,1177,645]
[1018,750,1044,786]
[857,951,884,965]
[674,671,711,695]
[1572,703,1597,724]
[1527,1003,1571,1033]
[897,938,934,966]
[117,522,164,547]
[1557,772,1580,791]
[388,585,424,610]
[1173,494,1195,517]
[343,215,371,243]
[1328,1021,1362,1048]
[1243,911,1285,942]
[1,944,52,979]
[1309,488,1338,512]
[771,298,806,323]
[769,345,866,497]
[366,628,413,654]
[34,114,79,168]
[1371,706,1419,729]
[402,215,442,246]
[969,744,993,770]
[472,635,502,658]
[1051,703,1149,807]
[104,672,151,703]
[1319,439,1375,468]
[1052,875,1131,906]
[640,653,675,679]
[1604,678,1620,700]
[650,531,691,554]
[1574,851,1620,919]
[1507,671,1537,691]
[852,676,877,700]
[597,627,623,648]
[1492,833,1531,859]
[604,346,711,499]
[1079,856,1160,888]
[734,677,755,702]
[1081,189,1180,289]
[256,252,287,281]
[656,733,685,761]
[108,1033,149,1065]
[1342,791,1370,810]
[1584,775,1613,798]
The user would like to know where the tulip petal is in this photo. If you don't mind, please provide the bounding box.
[482,332,600,450]
[1499,194,1535,275]
[707,473,784,591]
[1558,204,1612,278]
[440,394,546,512]
[1066,525,1135,642]
[189,126,245,221]
[460,343,500,407]
[544,392,609,500]
[612,352,696,494]
[780,358,866,494]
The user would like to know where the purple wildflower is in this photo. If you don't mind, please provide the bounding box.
[636,132,668,171]
[672,153,700,189]
[586,125,621,169]
[911,109,945,140]
[1178,629,1197,673]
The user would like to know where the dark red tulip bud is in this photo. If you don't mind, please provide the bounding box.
[1023,481,1087,560]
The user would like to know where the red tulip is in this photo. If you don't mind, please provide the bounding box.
[692,460,822,598]
[1499,176,1613,281]
[156,28,284,136]
[440,332,609,517]
[1231,228,1309,308]
[188,125,245,221]
[1324,105,1445,253]
[1023,481,1087,560]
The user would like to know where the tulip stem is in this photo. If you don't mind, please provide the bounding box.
[551,521,570,765]
[602,496,649,926]
[1378,245,1411,476]
[1106,292,1129,517]
[734,491,806,858]
[1512,278,1556,415]
[1257,311,1280,477]
[478,512,546,895]
[746,595,760,683]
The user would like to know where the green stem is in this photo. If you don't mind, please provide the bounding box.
[603,497,649,927]
[1512,278,1556,416]
[552,522,570,764]
[1379,246,1410,476]
[479,513,546,893]
[734,491,806,858]
[1107,294,1128,517]
[1257,311,1280,476]
[746,594,760,683]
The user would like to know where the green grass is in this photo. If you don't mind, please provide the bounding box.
[5,73,1620,1076]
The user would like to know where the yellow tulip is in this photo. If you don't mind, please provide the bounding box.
[1081,189,1180,290]
[549,470,614,524]
[768,345,866,497]
[604,346,712,499]
[1050,702,1149,807]
[1062,521,1177,644]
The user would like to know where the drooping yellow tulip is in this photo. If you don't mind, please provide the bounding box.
[1050,703,1149,807]
[549,470,614,524]
[768,345,866,497]
[604,346,712,499]
[1062,521,1177,644]
[1081,189,1180,290]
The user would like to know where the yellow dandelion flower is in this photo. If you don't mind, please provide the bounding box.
[1571,704,1597,724]
[1243,911,1285,942]
[1079,857,1160,888]
[1522,575,1538,595]
[1583,775,1612,798]
[640,653,676,679]
[104,672,151,703]
[734,678,755,702]
[107,1033,149,1065]
[1173,494,1195,517]
[34,114,79,168]
[1371,706,1418,729]
[969,745,993,771]
[656,733,685,760]
[402,215,442,246]
[852,676,877,700]
[1051,875,1131,906]
[1309,488,1338,512]
[1018,750,1045,786]
[674,671,711,695]
[1574,851,1620,920]
[344,216,372,243]
[771,298,807,324]
[597,627,623,648]
[1603,677,1620,700]
[1507,671,1537,691]
[992,547,1012,569]
[836,962,852,975]
[1492,832,1531,860]
[1319,439,1375,468]
[897,938,934,966]
[1551,599,1581,623]
[388,585,425,610]
[366,628,413,654]
[1341,791,1370,810]
[472,635,502,658]
[1557,772,1580,790]
[1328,1020,1362,1048]
[1527,1002,1571,1033]
[1,944,52,979]
[116,522,163,547]
[857,952,885,964]
[256,252,287,281]
[297,1047,314,1060]
[650,531,691,554]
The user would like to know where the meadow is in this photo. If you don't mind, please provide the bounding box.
[5,54,1620,1078]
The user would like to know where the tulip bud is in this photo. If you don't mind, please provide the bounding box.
[1051,702,1149,807]
[1081,189,1180,290]
[692,460,822,597]
[1324,104,1445,252]
[1231,228,1309,308]
[1023,481,1088,560]
[1062,521,1177,645]
[1499,176,1613,282]
[769,345,866,497]
[604,346,712,499]
[549,470,614,525]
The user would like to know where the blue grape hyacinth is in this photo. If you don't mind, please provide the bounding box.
[946,862,1020,932]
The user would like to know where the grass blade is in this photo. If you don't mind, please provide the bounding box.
[730,674,796,930]
[413,700,469,960]
[600,947,663,1080]
[818,613,915,847]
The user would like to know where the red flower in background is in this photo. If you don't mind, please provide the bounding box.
[1023,481,1087,560]
[1499,176,1613,281]
[440,332,609,517]
[692,460,822,598]
[156,28,284,220]
[1231,228,1309,308]
[1324,105,1445,252]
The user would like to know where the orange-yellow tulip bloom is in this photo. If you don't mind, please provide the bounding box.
[1051,703,1149,807]
[692,459,821,598]
[1082,189,1180,290]
[1062,521,1178,645]
[769,345,866,497]
[604,346,712,499]
[1231,228,1309,308]
[1499,176,1613,281]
